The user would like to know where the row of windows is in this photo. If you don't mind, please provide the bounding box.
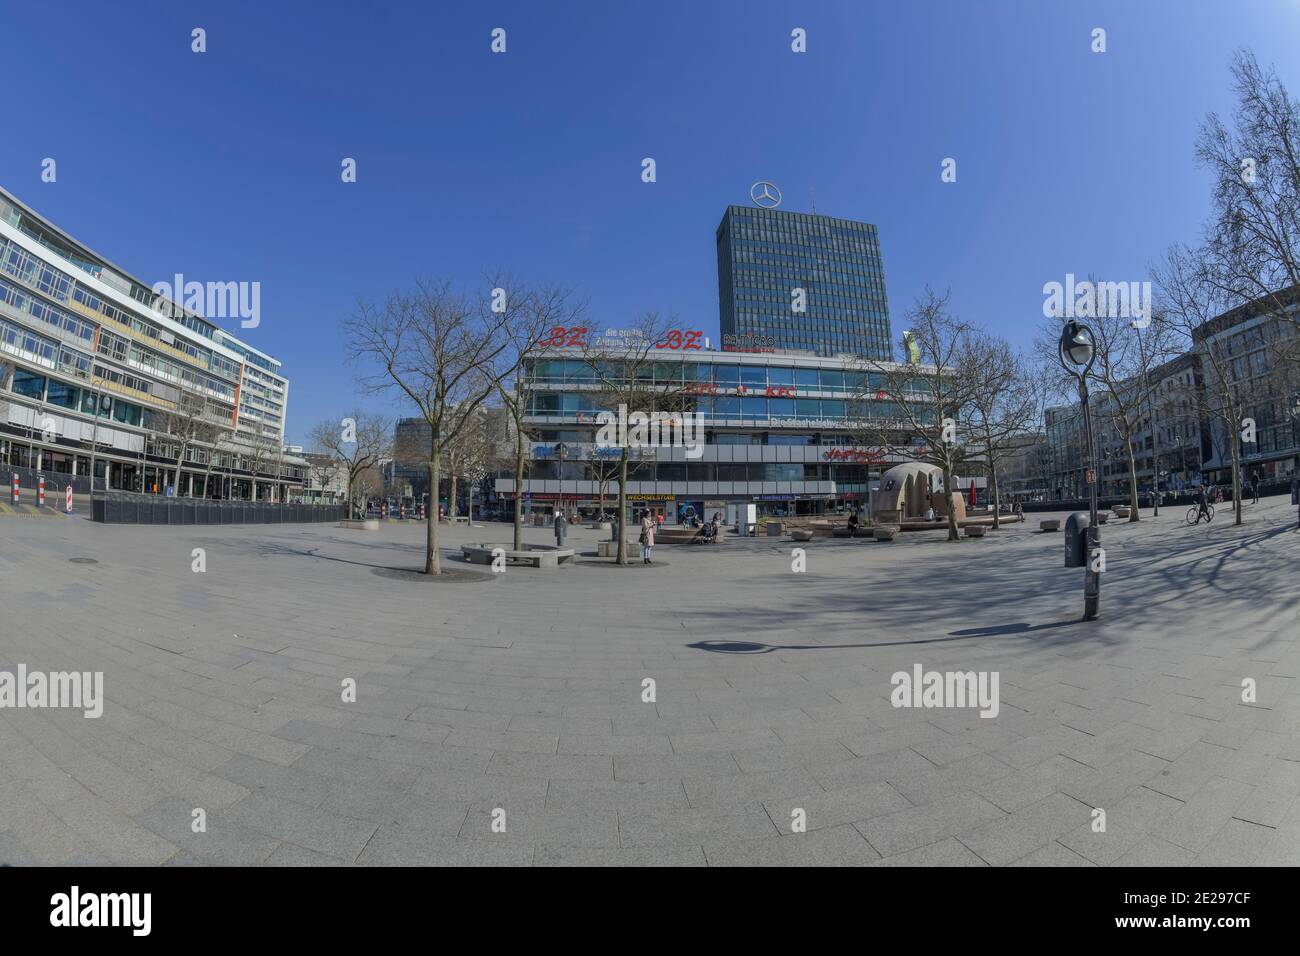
[532,461,872,482]
[526,391,924,423]
[534,430,883,447]
[527,360,913,392]
[9,367,143,426]
[0,313,58,366]
[0,275,96,345]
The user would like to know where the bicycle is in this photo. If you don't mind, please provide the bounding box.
[1185,503,1214,525]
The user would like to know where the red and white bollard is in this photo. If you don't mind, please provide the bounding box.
[418,503,425,521]
[65,484,73,514]
[400,502,406,519]
[381,501,388,519]
[10,473,17,505]
[38,475,45,508]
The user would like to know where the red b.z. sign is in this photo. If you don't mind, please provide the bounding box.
[538,326,590,348]
[654,330,703,351]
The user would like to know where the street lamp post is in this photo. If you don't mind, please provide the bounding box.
[555,442,568,519]
[1059,320,1101,621]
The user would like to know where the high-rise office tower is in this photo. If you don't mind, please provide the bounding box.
[716,204,892,359]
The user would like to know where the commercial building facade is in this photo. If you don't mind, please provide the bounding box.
[0,188,302,500]
[715,205,892,360]
[496,345,932,521]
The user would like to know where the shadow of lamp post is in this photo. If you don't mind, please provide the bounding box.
[1058,320,1100,621]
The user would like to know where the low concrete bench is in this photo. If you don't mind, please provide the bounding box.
[339,518,379,531]
[1097,512,1110,524]
[1112,506,1130,518]
[832,527,873,538]
[597,539,640,559]
[655,526,726,545]
[874,526,898,541]
[1040,519,1061,532]
[462,544,574,568]
[790,529,814,542]
[964,525,987,538]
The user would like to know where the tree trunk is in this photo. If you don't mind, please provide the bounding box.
[1231,443,1243,526]
[990,463,1002,530]
[512,424,525,552]
[986,427,999,530]
[426,446,442,574]
[616,450,629,565]
[1125,435,1140,521]
[942,465,959,541]
[448,474,457,520]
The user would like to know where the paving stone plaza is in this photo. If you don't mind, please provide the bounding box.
[2,499,1298,867]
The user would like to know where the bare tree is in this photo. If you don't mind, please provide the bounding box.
[1197,50,1300,351]
[962,334,1039,528]
[578,314,692,563]
[309,411,391,518]
[854,288,976,542]
[1156,244,1272,525]
[150,391,224,498]
[241,433,281,502]
[444,409,495,522]
[1034,278,1175,521]
[345,277,533,575]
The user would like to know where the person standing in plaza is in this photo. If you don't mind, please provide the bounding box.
[553,509,567,548]
[1195,483,1212,524]
[640,509,655,564]
[1251,470,1260,504]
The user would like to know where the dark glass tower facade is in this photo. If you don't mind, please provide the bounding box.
[716,205,892,360]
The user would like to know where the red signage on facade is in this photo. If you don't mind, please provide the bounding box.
[822,448,886,463]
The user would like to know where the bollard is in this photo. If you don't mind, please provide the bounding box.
[10,473,17,505]
[65,484,73,514]
[38,475,45,508]
[400,502,406,519]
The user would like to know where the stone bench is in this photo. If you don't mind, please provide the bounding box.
[339,518,379,531]
[1113,506,1130,517]
[1097,512,1110,524]
[1040,519,1061,532]
[964,525,987,538]
[874,526,898,541]
[790,529,814,542]
[832,527,873,538]
[655,527,726,545]
[462,544,574,568]
[597,539,640,559]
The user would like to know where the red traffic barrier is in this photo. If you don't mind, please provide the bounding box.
[38,475,45,507]
[10,473,17,505]
[65,484,73,514]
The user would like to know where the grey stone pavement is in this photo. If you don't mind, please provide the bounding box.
[1,496,1298,867]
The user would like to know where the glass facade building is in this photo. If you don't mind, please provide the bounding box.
[497,346,933,521]
[0,187,302,499]
[716,205,892,360]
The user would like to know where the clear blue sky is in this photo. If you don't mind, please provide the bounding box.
[3,0,1297,443]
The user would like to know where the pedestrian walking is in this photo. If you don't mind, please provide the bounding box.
[639,509,655,564]
[553,509,567,548]
[1251,470,1260,504]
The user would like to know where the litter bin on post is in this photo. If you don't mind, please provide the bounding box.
[1064,512,1090,567]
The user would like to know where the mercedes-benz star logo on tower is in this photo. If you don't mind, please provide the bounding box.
[750,181,782,209]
